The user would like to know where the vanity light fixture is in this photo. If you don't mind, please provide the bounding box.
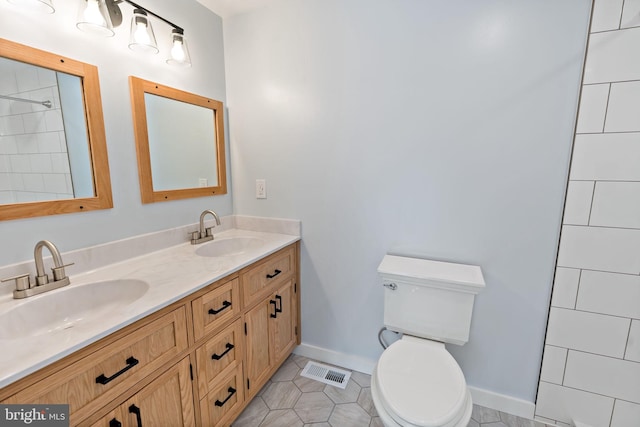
[167,29,191,67]
[6,0,54,14]
[76,0,114,36]
[128,8,158,53]
[76,0,192,66]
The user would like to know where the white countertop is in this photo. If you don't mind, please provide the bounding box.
[0,228,299,389]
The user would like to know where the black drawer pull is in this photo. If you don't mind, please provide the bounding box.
[214,387,237,407]
[266,269,282,279]
[129,404,143,427]
[275,294,283,313]
[212,343,235,360]
[109,419,122,427]
[96,357,139,385]
[270,299,278,318]
[209,300,231,315]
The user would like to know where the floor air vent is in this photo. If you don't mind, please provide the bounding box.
[300,361,351,389]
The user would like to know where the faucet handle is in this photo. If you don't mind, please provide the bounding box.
[205,227,214,238]
[188,230,201,243]
[2,274,32,291]
[51,263,74,282]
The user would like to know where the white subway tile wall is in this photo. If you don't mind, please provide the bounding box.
[626,320,640,363]
[536,2,640,426]
[590,182,640,228]
[546,308,630,358]
[539,345,568,385]
[575,84,609,133]
[562,181,594,225]
[550,267,580,309]
[0,62,73,202]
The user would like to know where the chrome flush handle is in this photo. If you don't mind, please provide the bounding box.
[383,283,397,290]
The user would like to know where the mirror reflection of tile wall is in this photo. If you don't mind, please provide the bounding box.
[0,59,73,204]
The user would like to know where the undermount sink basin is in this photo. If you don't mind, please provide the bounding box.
[195,236,265,257]
[0,279,149,340]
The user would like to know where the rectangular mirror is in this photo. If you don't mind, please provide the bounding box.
[129,77,227,203]
[0,38,112,221]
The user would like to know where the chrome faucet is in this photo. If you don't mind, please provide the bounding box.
[190,210,221,244]
[34,240,67,286]
[1,240,73,299]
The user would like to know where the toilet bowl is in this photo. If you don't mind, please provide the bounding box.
[374,255,485,427]
[371,336,472,427]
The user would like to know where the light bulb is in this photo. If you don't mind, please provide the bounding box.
[171,39,185,62]
[83,0,105,26]
[167,29,191,67]
[76,0,114,36]
[128,9,158,53]
[133,21,150,45]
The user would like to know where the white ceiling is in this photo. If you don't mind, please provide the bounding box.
[195,0,273,19]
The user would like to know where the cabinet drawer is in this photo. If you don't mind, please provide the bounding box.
[195,319,243,398]
[242,245,295,307]
[192,277,240,341]
[4,307,188,424]
[200,364,244,427]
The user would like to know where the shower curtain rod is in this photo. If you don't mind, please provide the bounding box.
[0,94,52,108]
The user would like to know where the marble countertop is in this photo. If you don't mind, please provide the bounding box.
[0,228,299,389]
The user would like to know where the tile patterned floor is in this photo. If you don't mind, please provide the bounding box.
[232,354,552,427]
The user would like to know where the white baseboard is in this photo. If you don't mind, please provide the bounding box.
[468,386,535,419]
[293,343,377,375]
[294,342,536,420]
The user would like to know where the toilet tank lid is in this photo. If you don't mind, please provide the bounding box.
[378,255,485,291]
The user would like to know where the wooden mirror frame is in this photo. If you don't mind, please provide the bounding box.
[0,38,112,221]
[129,77,227,204]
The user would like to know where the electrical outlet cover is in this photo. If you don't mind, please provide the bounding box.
[256,179,266,199]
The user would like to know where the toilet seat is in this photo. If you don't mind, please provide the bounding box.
[373,336,470,427]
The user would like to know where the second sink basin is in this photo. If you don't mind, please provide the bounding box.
[195,236,265,257]
[0,279,149,340]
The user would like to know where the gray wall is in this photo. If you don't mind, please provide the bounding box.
[0,0,230,265]
[224,0,592,402]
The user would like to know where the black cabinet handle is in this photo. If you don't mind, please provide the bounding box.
[270,299,278,318]
[275,295,283,313]
[109,419,122,427]
[266,269,281,279]
[214,387,236,407]
[208,300,231,315]
[96,357,139,385]
[211,343,235,360]
[129,404,143,427]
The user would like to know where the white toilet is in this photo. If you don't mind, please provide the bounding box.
[371,255,485,427]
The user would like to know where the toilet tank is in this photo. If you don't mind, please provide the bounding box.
[378,255,485,345]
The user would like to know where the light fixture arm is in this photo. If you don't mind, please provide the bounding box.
[113,0,184,33]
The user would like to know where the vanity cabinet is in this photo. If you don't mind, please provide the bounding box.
[245,279,297,397]
[242,245,295,307]
[243,246,298,399]
[2,307,189,425]
[0,241,300,427]
[195,319,246,427]
[90,357,195,427]
[199,364,245,427]
[192,278,241,342]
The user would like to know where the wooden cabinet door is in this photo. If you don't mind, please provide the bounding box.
[122,357,195,427]
[244,300,272,396]
[271,279,297,364]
